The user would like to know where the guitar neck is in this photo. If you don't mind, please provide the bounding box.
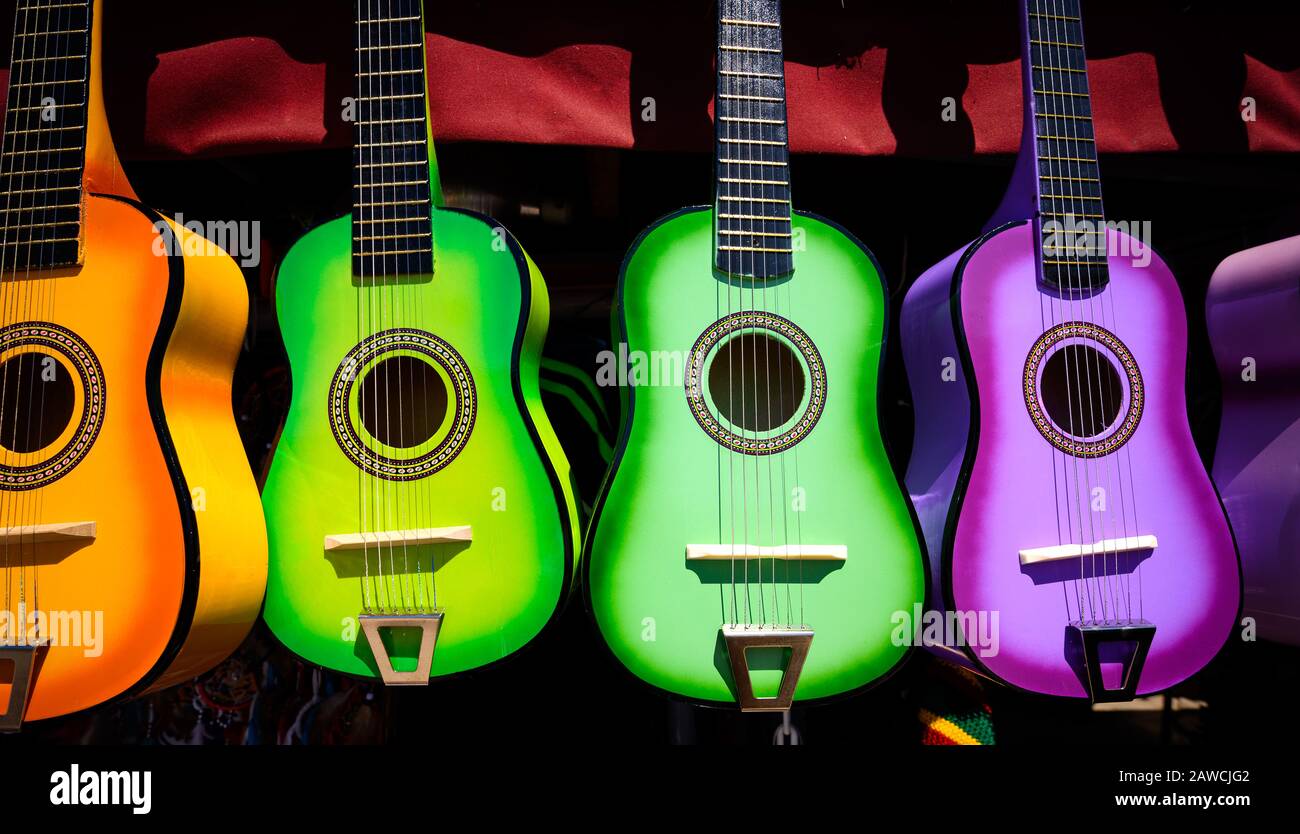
[712,0,793,280]
[0,0,93,272]
[1023,0,1109,290]
[352,0,435,278]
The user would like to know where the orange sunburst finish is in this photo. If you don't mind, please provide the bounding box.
[0,0,266,723]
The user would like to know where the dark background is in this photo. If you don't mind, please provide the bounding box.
[5,0,1300,745]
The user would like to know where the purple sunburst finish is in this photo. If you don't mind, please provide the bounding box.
[901,0,1240,699]
[904,224,1240,697]
[1208,235,1300,646]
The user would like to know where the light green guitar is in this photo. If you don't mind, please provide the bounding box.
[583,0,927,710]
[262,0,578,682]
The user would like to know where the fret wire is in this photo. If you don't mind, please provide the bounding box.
[718,196,789,204]
[355,43,424,52]
[718,213,791,220]
[1,185,81,195]
[719,116,784,125]
[355,179,427,188]
[0,236,78,244]
[719,70,782,79]
[720,18,780,28]
[357,159,427,169]
[9,77,86,88]
[14,27,87,37]
[355,247,433,256]
[0,203,81,212]
[12,54,87,63]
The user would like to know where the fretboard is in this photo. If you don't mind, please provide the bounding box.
[713,0,793,280]
[353,0,434,278]
[1025,0,1108,290]
[0,0,92,272]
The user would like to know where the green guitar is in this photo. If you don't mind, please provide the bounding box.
[262,0,578,682]
[584,0,926,710]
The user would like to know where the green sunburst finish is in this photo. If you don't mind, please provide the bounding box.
[584,207,927,704]
[263,208,580,678]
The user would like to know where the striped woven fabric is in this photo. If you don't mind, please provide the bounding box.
[919,664,996,746]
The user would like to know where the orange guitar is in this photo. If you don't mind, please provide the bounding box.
[0,0,266,728]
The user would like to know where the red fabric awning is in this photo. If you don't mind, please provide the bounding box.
[5,1,1298,159]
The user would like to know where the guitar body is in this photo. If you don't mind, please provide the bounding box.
[1,0,265,724]
[585,207,927,704]
[262,209,578,678]
[903,221,1240,697]
[1208,235,1300,645]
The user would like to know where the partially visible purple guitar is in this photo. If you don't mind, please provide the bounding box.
[901,0,1240,700]
[1208,235,1300,646]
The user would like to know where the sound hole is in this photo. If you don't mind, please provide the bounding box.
[708,333,805,433]
[1040,344,1124,439]
[0,353,76,454]
[358,356,447,448]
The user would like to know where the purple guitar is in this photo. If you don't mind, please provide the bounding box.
[1208,235,1300,646]
[901,0,1240,700]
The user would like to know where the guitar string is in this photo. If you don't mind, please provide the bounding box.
[0,0,31,639]
[394,0,417,616]
[761,0,786,629]
[1051,0,1108,626]
[1050,0,1131,624]
[411,0,433,616]
[407,0,432,616]
[1037,0,1095,626]
[354,0,370,615]
[759,0,775,629]
[362,0,381,614]
[762,0,779,631]
[0,0,44,642]
[0,0,30,639]
[763,4,793,629]
[1026,0,1081,629]
[385,0,412,615]
[370,0,390,614]
[1077,0,1146,624]
[744,0,763,629]
[25,0,77,642]
[721,2,738,630]
[738,0,753,628]
[377,0,397,615]
[20,0,62,642]
[1047,0,1112,625]
[1087,0,1145,624]
[1050,0,1134,626]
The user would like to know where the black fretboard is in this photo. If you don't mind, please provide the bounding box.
[0,0,92,272]
[1026,0,1108,291]
[352,0,434,278]
[713,0,793,280]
